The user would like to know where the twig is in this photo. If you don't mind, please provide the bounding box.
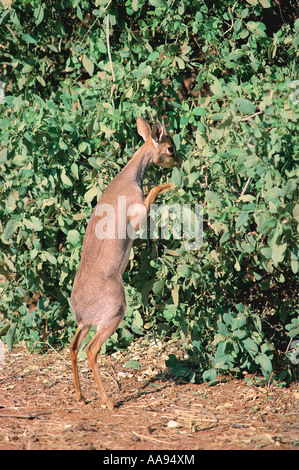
[239,111,263,122]
[0,410,51,419]
[106,14,116,105]
[80,0,113,45]
[100,0,113,17]
[192,414,219,432]
[223,1,238,36]
[5,24,18,41]
[41,340,69,363]
[131,431,174,445]
[105,356,121,393]
[240,177,251,198]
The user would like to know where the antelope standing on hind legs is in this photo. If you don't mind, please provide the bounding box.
[69,117,181,410]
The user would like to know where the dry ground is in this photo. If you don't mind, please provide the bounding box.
[0,338,298,451]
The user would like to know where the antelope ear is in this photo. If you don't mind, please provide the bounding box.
[152,122,164,143]
[137,117,152,142]
[162,117,169,136]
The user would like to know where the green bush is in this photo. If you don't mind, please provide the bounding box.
[0,0,298,384]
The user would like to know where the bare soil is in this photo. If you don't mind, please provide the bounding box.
[0,338,298,451]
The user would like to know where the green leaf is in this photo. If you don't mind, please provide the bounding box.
[21,63,33,74]
[165,354,179,368]
[186,172,200,188]
[82,56,94,76]
[6,323,18,351]
[177,264,190,277]
[21,34,38,44]
[257,353,272,374]
[231,314,247,331]
[0,324,10,338]
[260,246,272,259]
[149,0,166,8]
[285,319,299,338]
[61,169,73,187]
[0,148,8,162]
[202,369,217,382]
[193,107,206,116]
[67,229,80,245]
[84,186,99,203]
[210,77,223,97]
[131,310,144,335]
[79,141,92,155]
[132,0,139,11]
[36,75,46,86]
[34,5,44,25]
[290,258,298,274]
[148,51,159,61]
[243,338,259,356]
[293,205,299,222]
[24,216,43,232]
[234,98,256,114]
[236,303,245,313]
[172,167,182,187]
[234,258,241,271]
[3,219,19,240]
[45,252,57,265]
[259,0,272,7]
[236,211,249,228]
[88,157,103,170]
[97,38,107,53]
[124,360,141,369]
[171,286,179,306]
[71,162,79,179]
[205,191,222,207]
[272,243,287,266]
[233,18,242,33]
[175,57,185,69]
[220,229,231,244]
[153,278,165,294]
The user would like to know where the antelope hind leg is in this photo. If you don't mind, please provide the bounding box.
[69,323,90,403]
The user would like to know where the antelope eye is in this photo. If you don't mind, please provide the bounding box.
[167,146,174,154]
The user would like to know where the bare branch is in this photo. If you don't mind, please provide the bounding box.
[240,177,251,197]
[106,14,116,105]
[239,111,263,122]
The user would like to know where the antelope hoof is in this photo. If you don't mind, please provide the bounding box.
[105,397,115,411]
[77,394,86,405]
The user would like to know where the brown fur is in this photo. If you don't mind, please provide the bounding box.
[69,117,181,409]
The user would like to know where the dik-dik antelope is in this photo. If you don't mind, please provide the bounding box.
[69,117,181,410]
